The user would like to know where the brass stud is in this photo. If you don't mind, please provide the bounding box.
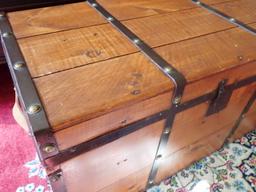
[43,143,56,153]
[27,104,41,114]
[13,61,24,70]
[173,96,181,105]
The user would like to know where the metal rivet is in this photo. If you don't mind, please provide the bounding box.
[173,96,181,105]
[241,114,245,118]
[91,3,97,7]
[27,104,41,114]
[164,67,172,73]
[238,56,243,61]
[133,38,140,44]
[107,17,114,21]
[164,130,170,134]
[229,18,236,22]
[196,1,201,5]
[149,180,154,185]
[13,61,24,70]
[131,90,141,95]
[159,112,163,116]
[43,143,57,153]
[156,154,162,159]
[2,32,12,38]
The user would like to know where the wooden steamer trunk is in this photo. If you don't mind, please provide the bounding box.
[0,0,255,191]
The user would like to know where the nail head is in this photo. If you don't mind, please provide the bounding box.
[27,104,41,114]
[13,61,24,70]
[43,143,57,153]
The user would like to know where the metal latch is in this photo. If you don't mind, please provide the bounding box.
[206,79,232,116]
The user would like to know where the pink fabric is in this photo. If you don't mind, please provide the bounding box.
[0,65,50,192]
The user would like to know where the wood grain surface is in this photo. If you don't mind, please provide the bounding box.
[8,0,255,131]
[18,0,256,78]
[55,61,256,149]
[59,84,256,192]
[8,0,231,38]
[34,25,256,131]
[7,0,256,191]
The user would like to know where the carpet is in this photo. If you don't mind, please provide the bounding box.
[0,64,255,192]
[0,64,51,192]
[148,130,256,192]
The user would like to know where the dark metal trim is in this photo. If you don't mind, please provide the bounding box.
[44,75,256,168]
[45,110,169,167]
[192,0,256,36]
[86,0,187,188]
[0,12,59,161]
[225,90,256,142]
[0,0,84,12]
[86,0,187,97]
[48,169,67,192]
[205,79,232,116]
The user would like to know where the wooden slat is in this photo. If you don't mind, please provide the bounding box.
[17,0,256,78]
[59,85,255,192]
[211,0,256,24]
[34,53,170,130]
[99,126,231,192]
[18,23,137,78]
[8,0,229,38]
[35,25,256,131]
[8,2,106,38]
[55,61,256,149]
[17,6,234,78]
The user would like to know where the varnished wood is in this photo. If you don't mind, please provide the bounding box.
[6,1,256,191]
[34,25,256,131]
[55,61,256,149]
[230,99,256,140]
[8,0,230,38]
[19,0,256,78]
[59,85,255,192]
[17,4,237,78]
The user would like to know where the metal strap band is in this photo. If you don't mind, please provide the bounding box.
[48,169,67,192]
[225,90,256,142]
[86,0,186,188]
[43,75,255,167]
[0,12,59,160]
[192,0,256,36]
[87,0,187,97]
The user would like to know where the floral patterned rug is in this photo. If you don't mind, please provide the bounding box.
[148,130,256,192]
